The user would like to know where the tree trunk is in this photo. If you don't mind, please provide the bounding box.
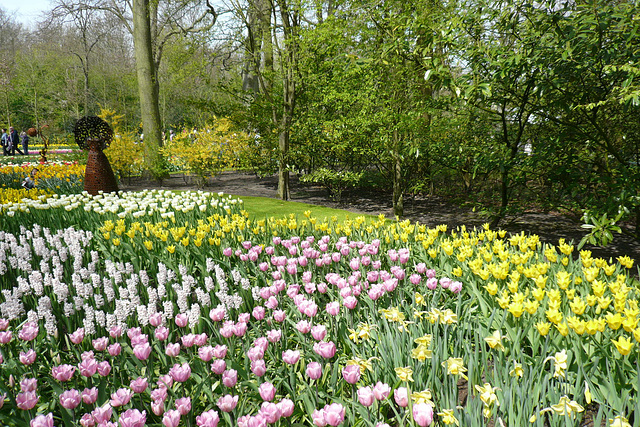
[132,0,165,180]
[392,128,404,217]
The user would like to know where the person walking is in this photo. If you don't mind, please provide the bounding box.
[20,131,29,155]
[9,127,23,155]
[0,129,8,156]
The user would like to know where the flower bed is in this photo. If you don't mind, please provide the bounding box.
[0,185,637,426]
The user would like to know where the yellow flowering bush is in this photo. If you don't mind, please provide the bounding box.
[162,118,250,187]
[100,108,145,180]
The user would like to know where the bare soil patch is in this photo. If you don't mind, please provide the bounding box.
[120,171,640,268]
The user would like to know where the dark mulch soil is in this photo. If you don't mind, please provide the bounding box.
[119,171,640,269]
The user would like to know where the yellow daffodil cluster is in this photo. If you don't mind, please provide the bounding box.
[348,323,375,344]
[475,382,500,418]
[411,334,433,362]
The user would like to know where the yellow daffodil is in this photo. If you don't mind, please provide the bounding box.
[437,409,459,426]
[411,389,434,406]
[609,415,632,427]
[484,330,506,351]
[510,361,523,378]
[475,382,500,408]
[395,366,414,382]
[545,349,568,378]
[443,357,467,378]
[541,395,584,418]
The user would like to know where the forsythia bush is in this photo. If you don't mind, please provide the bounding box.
[100,108,144,180]
[162,118,250,187]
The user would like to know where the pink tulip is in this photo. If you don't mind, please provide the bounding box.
[199,345,215,362]
[52,364,76,382]
[296,320,312,334]
[69,328,85,344]
[163,409,181,427]
[373,382,391,400]
[278,398,295,417]
[342,364,361,384]
[247,346,265,361]
[252,306,266,320]
[108,343,122,356]
[211,359,227,375]
[110,388,133,407]
[16,390,39,410]
[151,387,168,403]
[357,386,374,407]
[92,404,113,424]
[234,322,248,337]
[127,327,142,340]
[133,343,151,360]
[324,403,346,426]
[267,329,282,343]
[223,247,233,256]
[20,378,37,392]
[326,302,340,316]
[175,396,192,415]
[175,313,189,328]
[212,344,227,359]
[155,326,169,341]
[313,341,337,359]
[0,318,8,330]
[19,349,36,365]
[30,413,54,427]
[426,277,438,290]
[79,357,98,377]
[282,350,301,365]
[60,388,82,409]
[217,394,239,412]
[82,387,99,405]
[170,362,192,382]
[181,334,196,348]
[410,274,421,285]
[0,331,11,344]
[196,409,220,427]
[97,361,111,376]
[152,400,165,416]
[311,325,327,341]
[306,362,323,380]
[149,312,163,327]
[166,343,181,357]
[130,377,149,393]
[312,409,327,427]
[118,409,146,427]
[259,401,281,423]
[394,387,409,407]
[158,374,174,389]
[415,263,427,274]
[450,281,463,293]
[273,310,286,322]
[440,277,452,289]
[251,359,267,377]
[209,307,226,322]
[109,325,123,338]
[259,382,276,401]
[220,322,235,338]
[92,337,109,351]
[413,402,434,426]
[79,413,94,427]
[18,322,39,341]
[222,369,238,387]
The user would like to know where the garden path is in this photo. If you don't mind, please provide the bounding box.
[120,171,640,268]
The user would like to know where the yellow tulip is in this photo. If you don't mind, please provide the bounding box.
[612,336,634,356]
